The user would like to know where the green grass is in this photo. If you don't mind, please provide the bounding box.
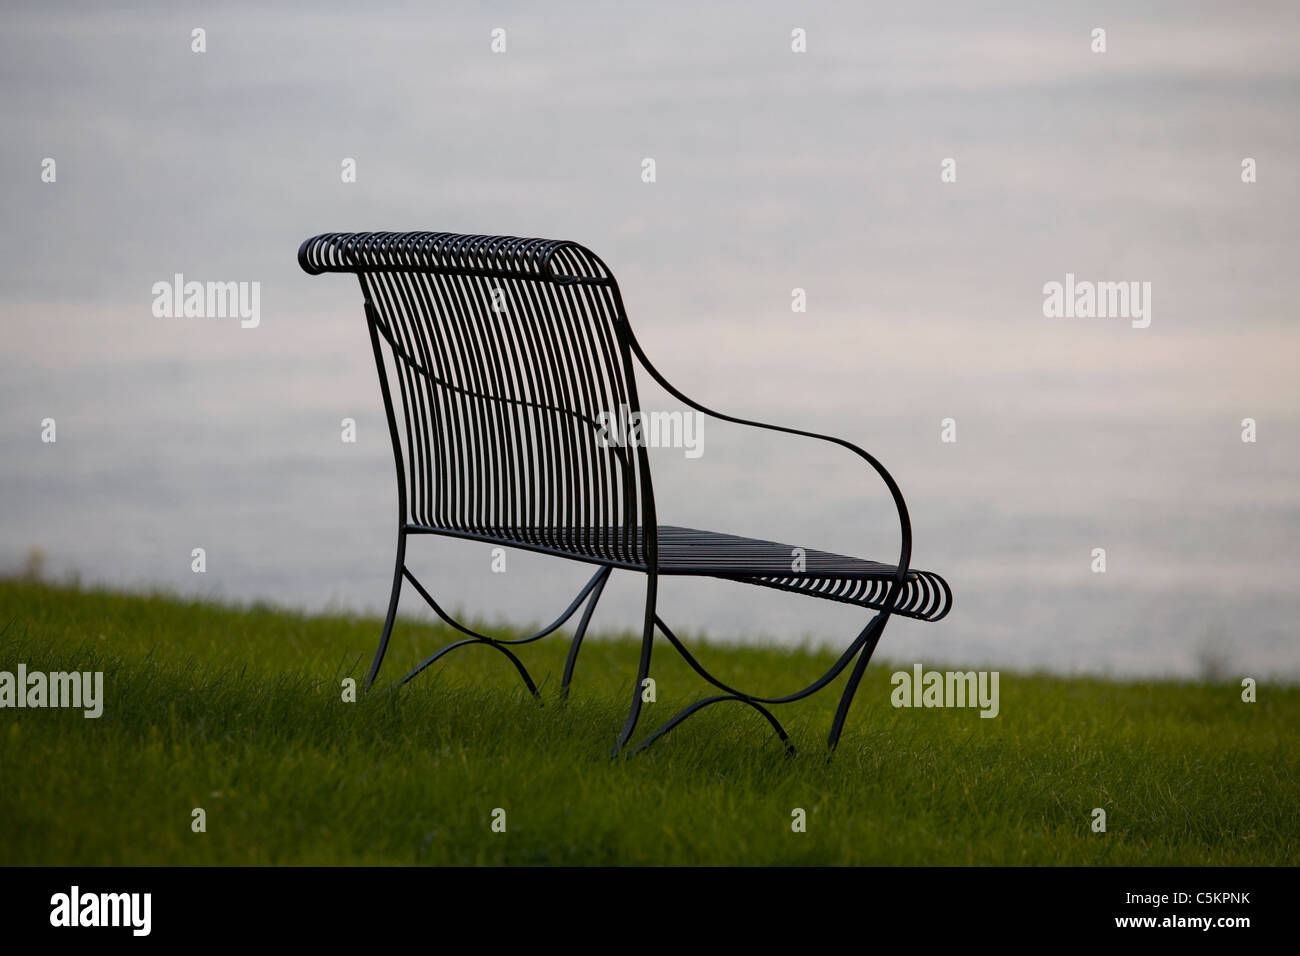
[0,578,1295,865]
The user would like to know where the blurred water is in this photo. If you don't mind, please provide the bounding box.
[2,0,1297,678]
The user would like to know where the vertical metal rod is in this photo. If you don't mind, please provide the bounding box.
[363,290,410,691]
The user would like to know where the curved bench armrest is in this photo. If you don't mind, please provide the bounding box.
[620,326,914,590]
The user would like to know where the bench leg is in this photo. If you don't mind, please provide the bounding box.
[364,529,407,691]
[560,565,612,699]
[391,564,610,699]
[624,610,890,756]
[396,636,539,696]
[630,695,795,757]
[611,574,657,756]
[826,612,888,752]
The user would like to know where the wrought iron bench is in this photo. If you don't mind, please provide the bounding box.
[298,231,951,756]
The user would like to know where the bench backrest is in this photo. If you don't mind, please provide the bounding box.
[299,232,653,566]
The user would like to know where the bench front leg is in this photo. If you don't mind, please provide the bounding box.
[826,611,889,751]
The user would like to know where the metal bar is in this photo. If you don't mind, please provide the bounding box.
[611,572,657,755]
[395,636,539,698]
[361,286,410,691]
[560,565,612,696]
[629,695,795,757]
[402,564,608,647]
[365,531,406,691]
[826,613,889,751]
[654,612,883,705]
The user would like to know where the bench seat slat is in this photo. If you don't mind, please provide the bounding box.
[406,523,952,622]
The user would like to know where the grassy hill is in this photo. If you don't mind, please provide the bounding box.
[0,579,1295,865]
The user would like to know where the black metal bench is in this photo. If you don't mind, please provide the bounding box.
[298,231,951,756]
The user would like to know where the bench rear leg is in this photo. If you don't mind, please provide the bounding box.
[365,529,407,691]
[611,574,657,756]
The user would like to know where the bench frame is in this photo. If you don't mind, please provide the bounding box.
[299,231,950,757]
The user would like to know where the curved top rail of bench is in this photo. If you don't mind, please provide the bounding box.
[297,231,613,286]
